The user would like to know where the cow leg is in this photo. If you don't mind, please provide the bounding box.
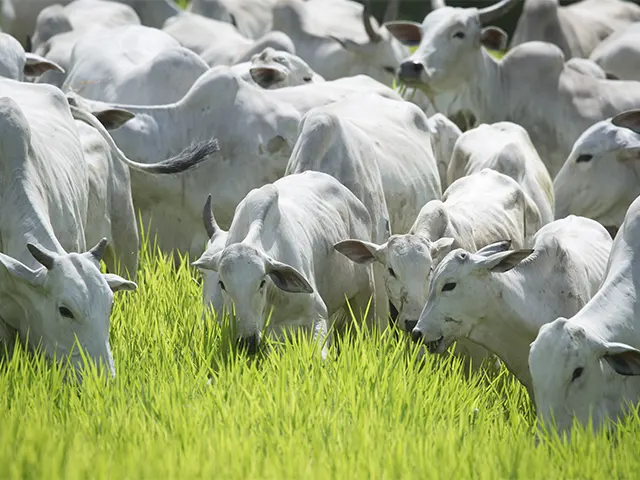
[310,295,329,360]
[109,196,139,280]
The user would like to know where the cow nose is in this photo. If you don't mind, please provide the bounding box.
[398,61,424,80]
[237,334,259,355]
[411,328,423,343]
[405,320,417,332]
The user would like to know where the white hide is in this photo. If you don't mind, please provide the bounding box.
[0,32,63,82]
[188,0,277,40]
[590,22,640,82]
[426,113,462,190]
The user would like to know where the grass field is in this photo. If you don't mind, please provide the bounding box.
[1,239,640,479]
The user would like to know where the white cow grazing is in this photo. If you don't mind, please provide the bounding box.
[448,122,555,225]
[389,0,640,177]
[553,110,640,235]
[193,171,379,357]
[530,196,640,435]
[511,0,640,60]
[334,168,542,343]
[240,47,325,89]
[425,113,462,190]
[162,12,295,67]
[0,78,211,376]
[31,0,142,87]
[590,23,640,82]
[0,33,63,82]
[188,0,277,40]
[62,25,209,105]
[67,68,401,259]
[413,217,611,393]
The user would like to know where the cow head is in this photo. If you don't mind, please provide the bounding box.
[0,238,136,379]
[413,242,530,352]
[554,110,640,232]
[192,242,313,354]
[334,233,455,334]
[530,318,640,436]
[386,0,516,94]
[249,47,323,89]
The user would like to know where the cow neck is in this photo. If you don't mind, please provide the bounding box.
[460,48,506,128]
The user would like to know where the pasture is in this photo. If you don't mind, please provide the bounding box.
[1,236,639,479]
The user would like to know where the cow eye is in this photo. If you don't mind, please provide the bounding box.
[388,267,397,278]
[571,366,584,381]
[59,306,74,319]
[303,76,312,82]
[576,154,592,163]
[383,66,396,74]
[259,279,266,290]
[452,31,465,39]
[442,282,456,292]
[218,280,226,291]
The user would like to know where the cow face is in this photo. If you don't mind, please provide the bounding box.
[249,48,322,89]
[193,243,313,354]
[530,318,640,436]
[0,239,136,379]
[334,235,454,333]
[554,114,640,231]
[414,242,529,353]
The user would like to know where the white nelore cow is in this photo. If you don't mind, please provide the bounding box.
[511,0,640,60]
[0,33,63,82]
[553,110,640,236]
[193,171,380,357]
[389,0,640,176]
[0,78,215,376]
[242,48,325,89]
[590,23,640,82]
[62,25,209,105]
[31,0,142,87]
[68,68,401,259]
[162,12,295,67]
[413,216,611,394]
[334,168,541,365]
[530,196,640,435]
[447,122,554,225]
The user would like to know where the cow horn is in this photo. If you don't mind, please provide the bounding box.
[478,0,520,25]
[383,0,400,23]
[86,238,108,265]
[27,243,56,270]
[202,194,219,239]
[363,0,383,43]
[431,0,446,9]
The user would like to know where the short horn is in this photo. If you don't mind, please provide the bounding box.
[363,0,383,43]
[478,0,520,25]
[27,243,56,270]
[383,0,400,23]
[431,0,446,9]
[86,238,108,265]
[202,194,219,239]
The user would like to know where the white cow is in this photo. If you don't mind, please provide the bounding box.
[590,22,640,82]
[162,12,295,67]
[425,113,462,190]
[553,109,640,236]
[31,0,141,87]
[188,0,277,40]
[447,122,554,225]
[192,171,379,357]
[334,168,541,350]
[239,47,325,89]
[388,0,640,176]
[0,78,214,376]
[413,216,611,393]
[0,32,63,82]
[511,0,640,60]
[565,57,616,80]
[530,196,640,435]
[62,25,209,105]
[67,68,401,259]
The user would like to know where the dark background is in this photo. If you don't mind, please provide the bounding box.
[367,0,640,38]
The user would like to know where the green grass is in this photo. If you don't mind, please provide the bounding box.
[1,239,640,479]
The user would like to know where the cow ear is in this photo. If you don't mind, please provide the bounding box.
[480,27,508,52]
[92,108,136,130]
[192,249,222,272]
[612,110,640,134]
[0,252,46,289]
[266,260,313,294]
[478,249,534,273]
[103,273,137,293]
[23,53,64,77]
[334,239,386,264]
[475,240,512,257]
[429,237,455,263]
[384,21,423,46]
[603,342,640,376]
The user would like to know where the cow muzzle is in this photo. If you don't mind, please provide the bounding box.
[397,60,425,84]
[237,334,260,355]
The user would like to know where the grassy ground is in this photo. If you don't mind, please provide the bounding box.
[1,240,640,479]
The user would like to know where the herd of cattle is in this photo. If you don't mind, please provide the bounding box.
[3,0,640,437]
